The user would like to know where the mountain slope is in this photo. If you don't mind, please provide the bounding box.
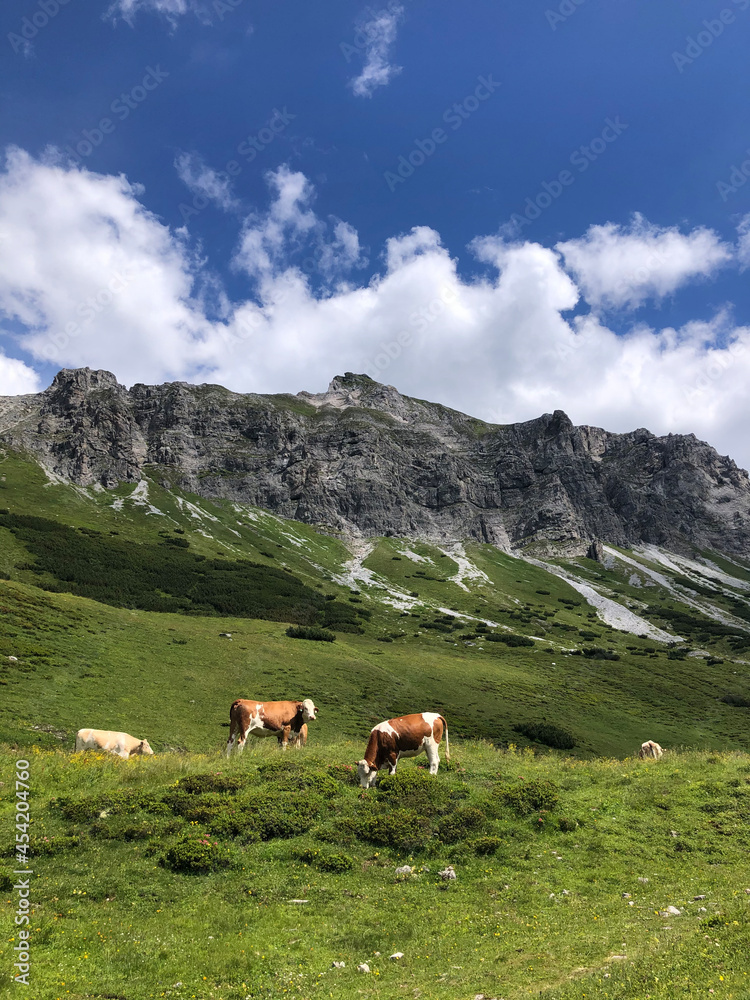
[2,367,749,558]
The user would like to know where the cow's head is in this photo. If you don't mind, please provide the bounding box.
[301,699,318,721]
[136,740,154,756]
[357,759,378,789]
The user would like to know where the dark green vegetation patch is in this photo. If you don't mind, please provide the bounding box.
[0,511,325,623]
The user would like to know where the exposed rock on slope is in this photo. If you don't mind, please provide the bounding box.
[1,367,749,558]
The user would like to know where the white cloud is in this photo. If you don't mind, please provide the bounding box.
[737,212,750,270]
[233,165,365,285]
[106,0,190,23]
[556,213,732,310]
[348,5,404,98]
[175,152,239,212]
[0,349,41,394]
[1,149,750,471]
[0,147,210,385]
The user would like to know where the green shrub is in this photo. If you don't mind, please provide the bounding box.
[299,848,355,873]
[486,633,535,647]
[514,721,575,750]
[160,835,232,873]
[376,769,453,815]
[327,763,359,785]
[343,807,431,851]
[557,817,579,832]
[0,866,14,891]
[30,834,82,855]
[497,779,560,815]
[286,625,336,642]
[469,835,503,856]
[721,693,750,708]
[582,647,620,661]
[436,807,485,843]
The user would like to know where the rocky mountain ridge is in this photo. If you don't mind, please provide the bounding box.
[1,367,748,558]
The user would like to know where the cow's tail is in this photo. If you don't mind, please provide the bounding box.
[439,716,450,762]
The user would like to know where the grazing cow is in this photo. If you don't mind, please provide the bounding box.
[289,723,308,748]
[357,713,449,789]
[75,729,154,759]
[639,740,664,760]
[226,698,318,754]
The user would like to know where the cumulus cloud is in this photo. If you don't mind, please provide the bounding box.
[1,149,750,469]
[0,147,210,385]
[233,165,365,285]
[556,213,732,310]
[106,0,191,23]
[175,152,240,212]
[348,5,404,98]
[0,350,41,394]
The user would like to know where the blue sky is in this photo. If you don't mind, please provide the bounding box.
[1,0,750,465]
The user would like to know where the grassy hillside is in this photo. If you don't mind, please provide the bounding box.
[1,743,749,1000]
[2,444,750,997]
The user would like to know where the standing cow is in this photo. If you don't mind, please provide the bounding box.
[226,698,318,754]
[75,729,154,759]
[357,712,449,788]
[639,740,664,759]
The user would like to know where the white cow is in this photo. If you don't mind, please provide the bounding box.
[638,740,664,760]
[75,728,154,759]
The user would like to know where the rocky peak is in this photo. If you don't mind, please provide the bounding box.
[1,368,749,559]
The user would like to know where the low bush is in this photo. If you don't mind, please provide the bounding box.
[514,721,576,750]
[497,778,560,815]
[299,848,355,873]
[582,647,620,661]
[286,625,336,642]
[160,835,233,874]
[436,807,486,843]
[177,773,246,794]
[342,807,431,851]
[721,693,750,708]
[469,835,503,855]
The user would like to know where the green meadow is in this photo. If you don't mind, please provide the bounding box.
[1,444,750,997]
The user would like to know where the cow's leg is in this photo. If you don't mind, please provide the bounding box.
[226,731,237,756]
[279,725,291,750]
[387,751,399,775]
[236,725,252,754]
[424,737,440,775]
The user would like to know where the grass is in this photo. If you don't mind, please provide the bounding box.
[1,742,749,1000]
[2,443,750,996]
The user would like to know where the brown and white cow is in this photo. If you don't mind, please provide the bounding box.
[225,698,318,754]
[639,740,664,760]
[357,713,449,788]
[75,729,154,759]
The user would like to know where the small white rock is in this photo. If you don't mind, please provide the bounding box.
[628,901,635,906]
[332,961,345,969]
[638,877,649,883]
[439,865,457,881]
[395,865,414,876]
[661,906,681,916]
[698,906,707,912]
[357,963,370,973]
[8,656,18,662]
[694,894,706,901]
[389,952,404,960]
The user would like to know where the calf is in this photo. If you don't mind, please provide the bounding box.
[639,740,664,759]
[226,698,318,754]
[75,729,154,760]
[357,713,449,788]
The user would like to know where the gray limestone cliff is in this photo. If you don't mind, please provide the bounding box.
[1,367,748,558]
